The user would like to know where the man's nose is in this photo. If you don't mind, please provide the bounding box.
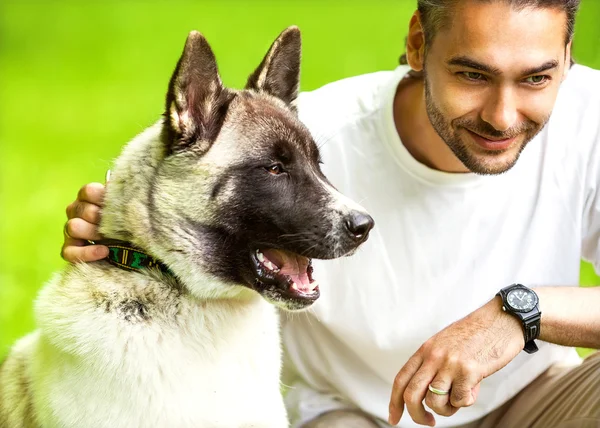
[481,86,519,133]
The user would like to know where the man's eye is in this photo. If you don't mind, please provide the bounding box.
[266,164,284,175]
[524,75,549,85]
[462,71,484,81]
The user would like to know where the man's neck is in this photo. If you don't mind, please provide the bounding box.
[393,76,470,174]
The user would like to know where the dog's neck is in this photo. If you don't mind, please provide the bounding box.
[99,121,165,248]
[98,121,180,281]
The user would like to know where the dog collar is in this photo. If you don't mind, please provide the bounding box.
[93,239,173,276]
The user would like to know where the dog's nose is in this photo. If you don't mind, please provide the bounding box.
[345,211,374,241]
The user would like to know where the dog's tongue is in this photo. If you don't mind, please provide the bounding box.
[262,249,312,291]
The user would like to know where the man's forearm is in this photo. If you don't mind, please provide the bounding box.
[534,286,600,349]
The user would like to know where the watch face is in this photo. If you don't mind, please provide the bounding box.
[506,288,537,312]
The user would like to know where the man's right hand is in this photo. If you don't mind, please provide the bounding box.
[62,182,109,263]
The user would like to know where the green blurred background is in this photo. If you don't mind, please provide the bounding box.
[1,0,599,360]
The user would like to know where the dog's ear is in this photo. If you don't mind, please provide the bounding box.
[165,31,232,153]
[245,26,301,110]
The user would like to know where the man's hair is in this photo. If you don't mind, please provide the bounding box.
[399,0,580,70]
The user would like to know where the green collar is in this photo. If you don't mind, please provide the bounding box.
[94,239,173,276]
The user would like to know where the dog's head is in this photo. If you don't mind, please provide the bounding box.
[104,27,374,311]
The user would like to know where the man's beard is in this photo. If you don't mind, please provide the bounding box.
[423,74,548,175]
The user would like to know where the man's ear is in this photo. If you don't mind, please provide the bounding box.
[406,11,426,73]
[245,26,301,110]
[562,41,573,82]
[165,31,232,154]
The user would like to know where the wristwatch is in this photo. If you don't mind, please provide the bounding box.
[496,284,541,354]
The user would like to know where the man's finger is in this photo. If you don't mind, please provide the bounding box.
[424,373,457,417]
[403,364,436,426]
[77,182,106,205]
[449,362,481,408]
[388,355,423,426]
[65,218,103,241]
[61,241,109,263]
[66,201,102,224]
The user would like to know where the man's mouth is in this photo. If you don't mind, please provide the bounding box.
[250,248,320,305]
[466,129,516,151]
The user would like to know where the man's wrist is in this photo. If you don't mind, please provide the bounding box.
[490,295,525,346]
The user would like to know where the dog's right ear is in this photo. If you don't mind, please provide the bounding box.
[165,31,231,154]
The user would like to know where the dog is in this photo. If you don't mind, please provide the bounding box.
[0,26,374,427]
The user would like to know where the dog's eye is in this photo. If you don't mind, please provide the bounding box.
[266,164,285,175]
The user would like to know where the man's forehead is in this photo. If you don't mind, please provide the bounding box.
[434,1,567,69]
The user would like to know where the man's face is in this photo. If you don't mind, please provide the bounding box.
[422,1,570,175]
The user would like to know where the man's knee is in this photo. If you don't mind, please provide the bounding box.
[301,409,381,428]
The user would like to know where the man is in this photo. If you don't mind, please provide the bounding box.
[62,0,600,427]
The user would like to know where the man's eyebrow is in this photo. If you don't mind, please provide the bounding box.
[447,56,559,76]
[522,60,559,75]
[447,56,502,75]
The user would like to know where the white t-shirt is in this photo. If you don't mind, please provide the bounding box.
[281,64,600,427]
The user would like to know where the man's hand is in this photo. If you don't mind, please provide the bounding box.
[388,297,525,426]
[62,182,108,263]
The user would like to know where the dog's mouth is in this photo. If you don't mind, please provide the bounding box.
[250,248,320,309]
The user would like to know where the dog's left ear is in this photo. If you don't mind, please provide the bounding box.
[165,31,232,154]
[245,26,301,111]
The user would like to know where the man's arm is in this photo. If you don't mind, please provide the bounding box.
[535,285,600,348]
[387,285,600,427]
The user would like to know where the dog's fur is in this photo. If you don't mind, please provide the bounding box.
[0,27,373,427]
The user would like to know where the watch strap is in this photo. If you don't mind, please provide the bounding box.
[523,339,539,354]
[497,284,541,354]
[523,312,541,343]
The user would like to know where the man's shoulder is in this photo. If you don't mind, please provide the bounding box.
[296,66,407,131]
[556,64,600,110]
[549,64,600,144]
[564,63,600,87]
[544,64,600,180]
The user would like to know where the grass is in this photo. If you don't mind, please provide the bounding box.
[1,0,599,360]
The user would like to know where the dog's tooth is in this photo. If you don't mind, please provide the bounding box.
[291,283,299,290]
[257,252,265,262]
[265,261,274,270]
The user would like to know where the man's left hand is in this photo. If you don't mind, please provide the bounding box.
[388,297,525,426]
